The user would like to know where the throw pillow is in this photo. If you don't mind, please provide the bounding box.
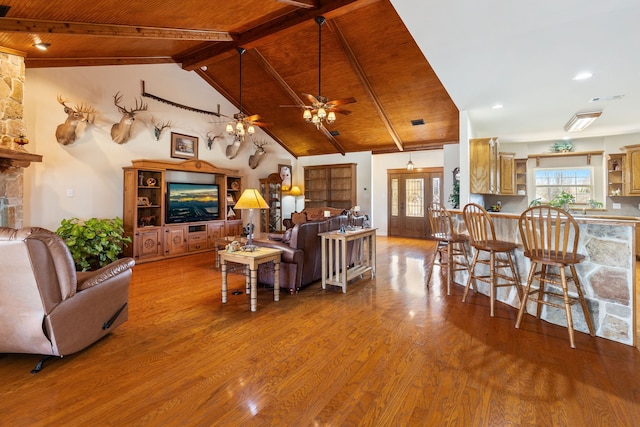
[292,212,307,225]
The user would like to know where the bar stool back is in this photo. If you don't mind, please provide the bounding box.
[426,203,470,295]
[462,203,523,316]
[516,205,595,348]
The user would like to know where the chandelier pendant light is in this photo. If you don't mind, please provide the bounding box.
[302,16,356,130]
[226,47,257,140]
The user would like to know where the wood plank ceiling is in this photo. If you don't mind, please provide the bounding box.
[0,0,459,157]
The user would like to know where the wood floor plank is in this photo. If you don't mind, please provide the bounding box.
[1,236,640,426]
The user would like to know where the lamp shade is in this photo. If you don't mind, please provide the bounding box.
[289,185,303,196]
[234,189,269,210]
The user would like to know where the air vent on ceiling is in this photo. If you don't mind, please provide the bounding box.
[0,5,11,17]
[329,130,341,137]
[411,119,425,126]
[590,95,625,102]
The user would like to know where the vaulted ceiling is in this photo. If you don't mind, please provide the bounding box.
[0,0,460,158]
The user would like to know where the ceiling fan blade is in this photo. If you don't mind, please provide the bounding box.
[279,105,308,109]
[326,97,357,108]
[331,107,352,115]
[302,93,318,104]
[252,121,270,127]
[245,114,262,122]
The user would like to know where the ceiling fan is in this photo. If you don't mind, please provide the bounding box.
[283,16,356,129]
[223,47,269,138]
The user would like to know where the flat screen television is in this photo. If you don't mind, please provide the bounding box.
[166,182,220,223]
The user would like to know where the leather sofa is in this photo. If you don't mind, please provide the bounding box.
[0,227,135,372]
[255,213,364,294]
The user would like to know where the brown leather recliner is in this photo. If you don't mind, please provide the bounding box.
[0,227,135,372]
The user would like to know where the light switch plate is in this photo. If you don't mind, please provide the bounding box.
[613,202,621,209]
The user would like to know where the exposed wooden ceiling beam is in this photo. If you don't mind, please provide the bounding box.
[250,48,346,155]
[328,19,404,152]
[194,68,299,159]
[275,0,317,8]
[0,17,234,41]
[25,56,175,68]
[180,0,380,70]
[250,48,305,108]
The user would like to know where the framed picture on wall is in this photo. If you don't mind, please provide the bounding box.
[171,132,198,160]
[279,164,292,191]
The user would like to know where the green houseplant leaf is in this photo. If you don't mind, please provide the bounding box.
[56,217,131,271]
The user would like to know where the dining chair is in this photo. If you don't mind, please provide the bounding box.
[426,203,470,295]
[462,203,523,316]
[516,205,595,348]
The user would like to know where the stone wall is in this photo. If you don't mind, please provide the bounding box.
[0,51,26,228]
[450,213,636,346]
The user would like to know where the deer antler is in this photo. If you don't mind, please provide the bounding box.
[152,118,172,140]
[57,94,71,108]
[113,92,148,115]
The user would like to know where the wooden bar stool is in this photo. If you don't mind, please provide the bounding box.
[426,203,470,295]
[516,205,595,348]
[462,203,523,316]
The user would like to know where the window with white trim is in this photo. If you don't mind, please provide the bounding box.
[534,167,594,206]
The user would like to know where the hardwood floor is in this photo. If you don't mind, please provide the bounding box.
[1,236,639,426]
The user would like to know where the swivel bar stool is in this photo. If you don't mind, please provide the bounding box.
[426,203,470,295]
[462,203,523,316]
[517,205,595,348]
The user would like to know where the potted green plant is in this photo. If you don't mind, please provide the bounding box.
[56,217,131,271]
[549,191,575,211]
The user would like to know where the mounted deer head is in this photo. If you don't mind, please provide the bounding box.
[248,140,269,169]
[225,135,243,159]
[152,118,171,141]
[55,95,95,146]
[206,131,223,150]
[110,92,148,144]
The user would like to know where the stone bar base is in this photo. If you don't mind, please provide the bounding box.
[450,211,636,347]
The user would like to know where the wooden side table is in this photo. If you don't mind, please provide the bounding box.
[219,247,282,312]
[319,228,377,293]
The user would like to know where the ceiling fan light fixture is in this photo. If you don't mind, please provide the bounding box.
[226,123,234,134]
[564,110,602,132]
[317,107,327,119]
[303,109,312,121]
[327,111,336,124]
[247,124,255,135]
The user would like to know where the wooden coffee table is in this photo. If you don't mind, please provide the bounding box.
[219,246,282,312]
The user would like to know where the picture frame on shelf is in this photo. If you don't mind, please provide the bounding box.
[226,194,235,204]
[137,196,150,206]
[279,164,292,191]
[170,132,198,160]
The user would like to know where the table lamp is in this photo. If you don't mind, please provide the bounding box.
[289,185,303,212]
[233,188,269,251]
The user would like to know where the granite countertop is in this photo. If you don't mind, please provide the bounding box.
[449,209,640,224]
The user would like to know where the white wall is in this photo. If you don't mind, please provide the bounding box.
[23,64,293,231]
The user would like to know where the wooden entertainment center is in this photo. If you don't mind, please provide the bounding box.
[123,159,244,263]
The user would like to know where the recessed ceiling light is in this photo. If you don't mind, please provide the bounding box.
[33,42,50,51]
[573,72,593,81]
[492,104,503,109]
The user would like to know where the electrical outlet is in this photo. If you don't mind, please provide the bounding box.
[66,188,74,198]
